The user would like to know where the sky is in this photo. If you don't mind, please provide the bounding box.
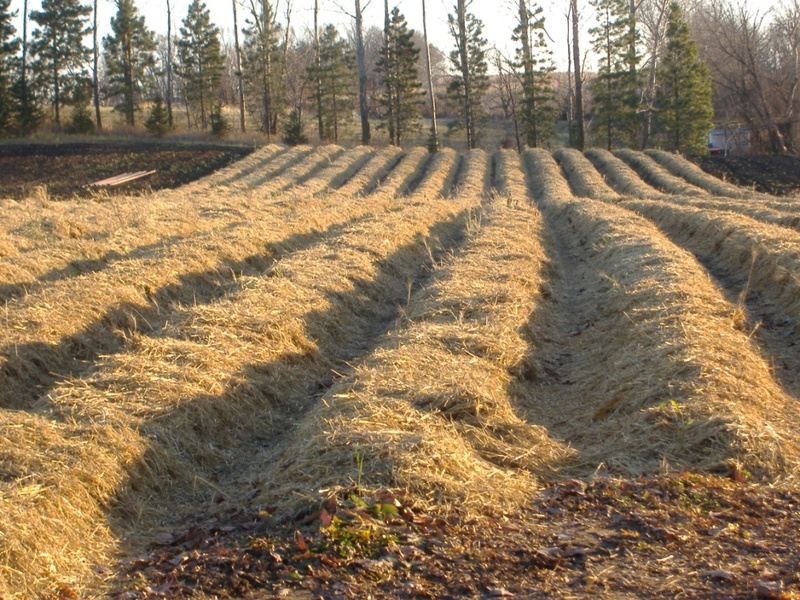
[9,0,784,72]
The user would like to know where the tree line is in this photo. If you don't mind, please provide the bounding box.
[0,0,795,154]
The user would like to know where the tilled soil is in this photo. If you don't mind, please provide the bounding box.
[695,153,800,197]
[0,140,252,199]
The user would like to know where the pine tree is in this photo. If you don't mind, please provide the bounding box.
[103,0,157,126]
[0,0,19,135]
[447,0,490,149]
[241,0,284,138]
[589,0,640,149]
[654,3,713,155]
[177,0,224,130]
[376,7,423,146]
[514,0,557,148]
[308,24,354,144]
[29,0,91,126]
[282,108,308,145]
[66,84,95,133]
[144,94,169,135]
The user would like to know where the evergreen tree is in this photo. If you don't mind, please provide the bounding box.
[144,94,169,135]
[209,101,228,136]
[654,3,713,155]
[177,0,224,130]
[589,0,640,149]
[376,7,423,146]
[447,0,490,149]
[29,0,91,126]
[241,0,285,139]
[103,0,157,126]
[308,24,354,144]
[0,0,19,135]
[513,0,557,148]
[66,84,95,133]
[282,107,308,145]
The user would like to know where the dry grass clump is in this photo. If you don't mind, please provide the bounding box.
[644,149,754,198]
[527,194,800,478]
[0,154,480,596]
[522,148,574,202]
[246,184,571,513]
[614,148,705,196]
[585,148,663,198]
[620,199,800,333]
[554,148,619,200]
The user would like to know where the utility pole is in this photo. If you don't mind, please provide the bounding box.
[422,0,438,151]
[232,0,246,131]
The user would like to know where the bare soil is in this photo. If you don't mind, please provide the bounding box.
[0,140,252,199]
[695,153,800,196]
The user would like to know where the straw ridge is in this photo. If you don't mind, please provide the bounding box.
[644,149,755,198]
[614,148,705,196]
[554,148,619,200]
[585,148,664,198]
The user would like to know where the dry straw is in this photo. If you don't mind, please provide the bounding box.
[614,148,705,196]
[620,199,800,337]
[244,149,571,513]
[644,149,754,198]
[0,145,478,596]
[553,148,619,200]
[522,148,574,203]
[524,192,800,478]
[585,148,664,198]
[334,145,404,197]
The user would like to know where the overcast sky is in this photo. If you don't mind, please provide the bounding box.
[9,0,783,72]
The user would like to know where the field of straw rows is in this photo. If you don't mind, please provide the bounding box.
[2,143,800,596]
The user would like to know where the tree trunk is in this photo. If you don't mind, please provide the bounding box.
[422,0,438,151]
[232,0,245,131]
[456,0,473,148]
[314,0,323,140]
[93,0,102,129]
[355,0,371,145]
[518,0,534,147]
[167,0,174,128]
[571,0,585,150]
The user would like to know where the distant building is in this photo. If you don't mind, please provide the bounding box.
[709,124,750,155]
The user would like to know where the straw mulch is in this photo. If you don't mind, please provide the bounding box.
[521,148,574,203]
[553,148,619,200]
[182,144,287,191]
[333,145,404,197]
[522,186,800,479]
[614,148,705,196]
[238,149,571,514]
[585,148,664,198]
[620,199,800,347]
[644,149,755,199]
[0,146,480,597]
[646,193,800,233]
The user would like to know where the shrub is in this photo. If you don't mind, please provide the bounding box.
[144,96,170,137]
[282,108,308,146]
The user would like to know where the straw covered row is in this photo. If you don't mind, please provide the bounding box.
[553,148,619,200]
[644,149,755,198]
[614,148,705,196]
[585,148,664,198]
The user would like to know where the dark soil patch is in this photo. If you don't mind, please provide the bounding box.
[110,473,800,599]
[695,153,800,196]
[0,140,254,200]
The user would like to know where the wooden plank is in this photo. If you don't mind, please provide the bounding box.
[88,170,157,187]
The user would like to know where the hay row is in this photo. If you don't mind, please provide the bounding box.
[0,160,431,409]
[493,148,528,200]
[0,168,480,597]
[526,192,800,479]
[653,194,800,233]
[450,149,490,199]
[244,187,571,516]
[334,145,404,197]
[553,148,619,199]
[522,148,574,202]
[368,146,430,198]
[620,198,800,341]
[409,147,460,199]
[585,148,664,198]
[249,144,345,197]
[184,144,287,190]
[644,149,754,198]
[284,146,372,197]
[320,145,376,193]
[614,148,705,196]
[220,145,314,191]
